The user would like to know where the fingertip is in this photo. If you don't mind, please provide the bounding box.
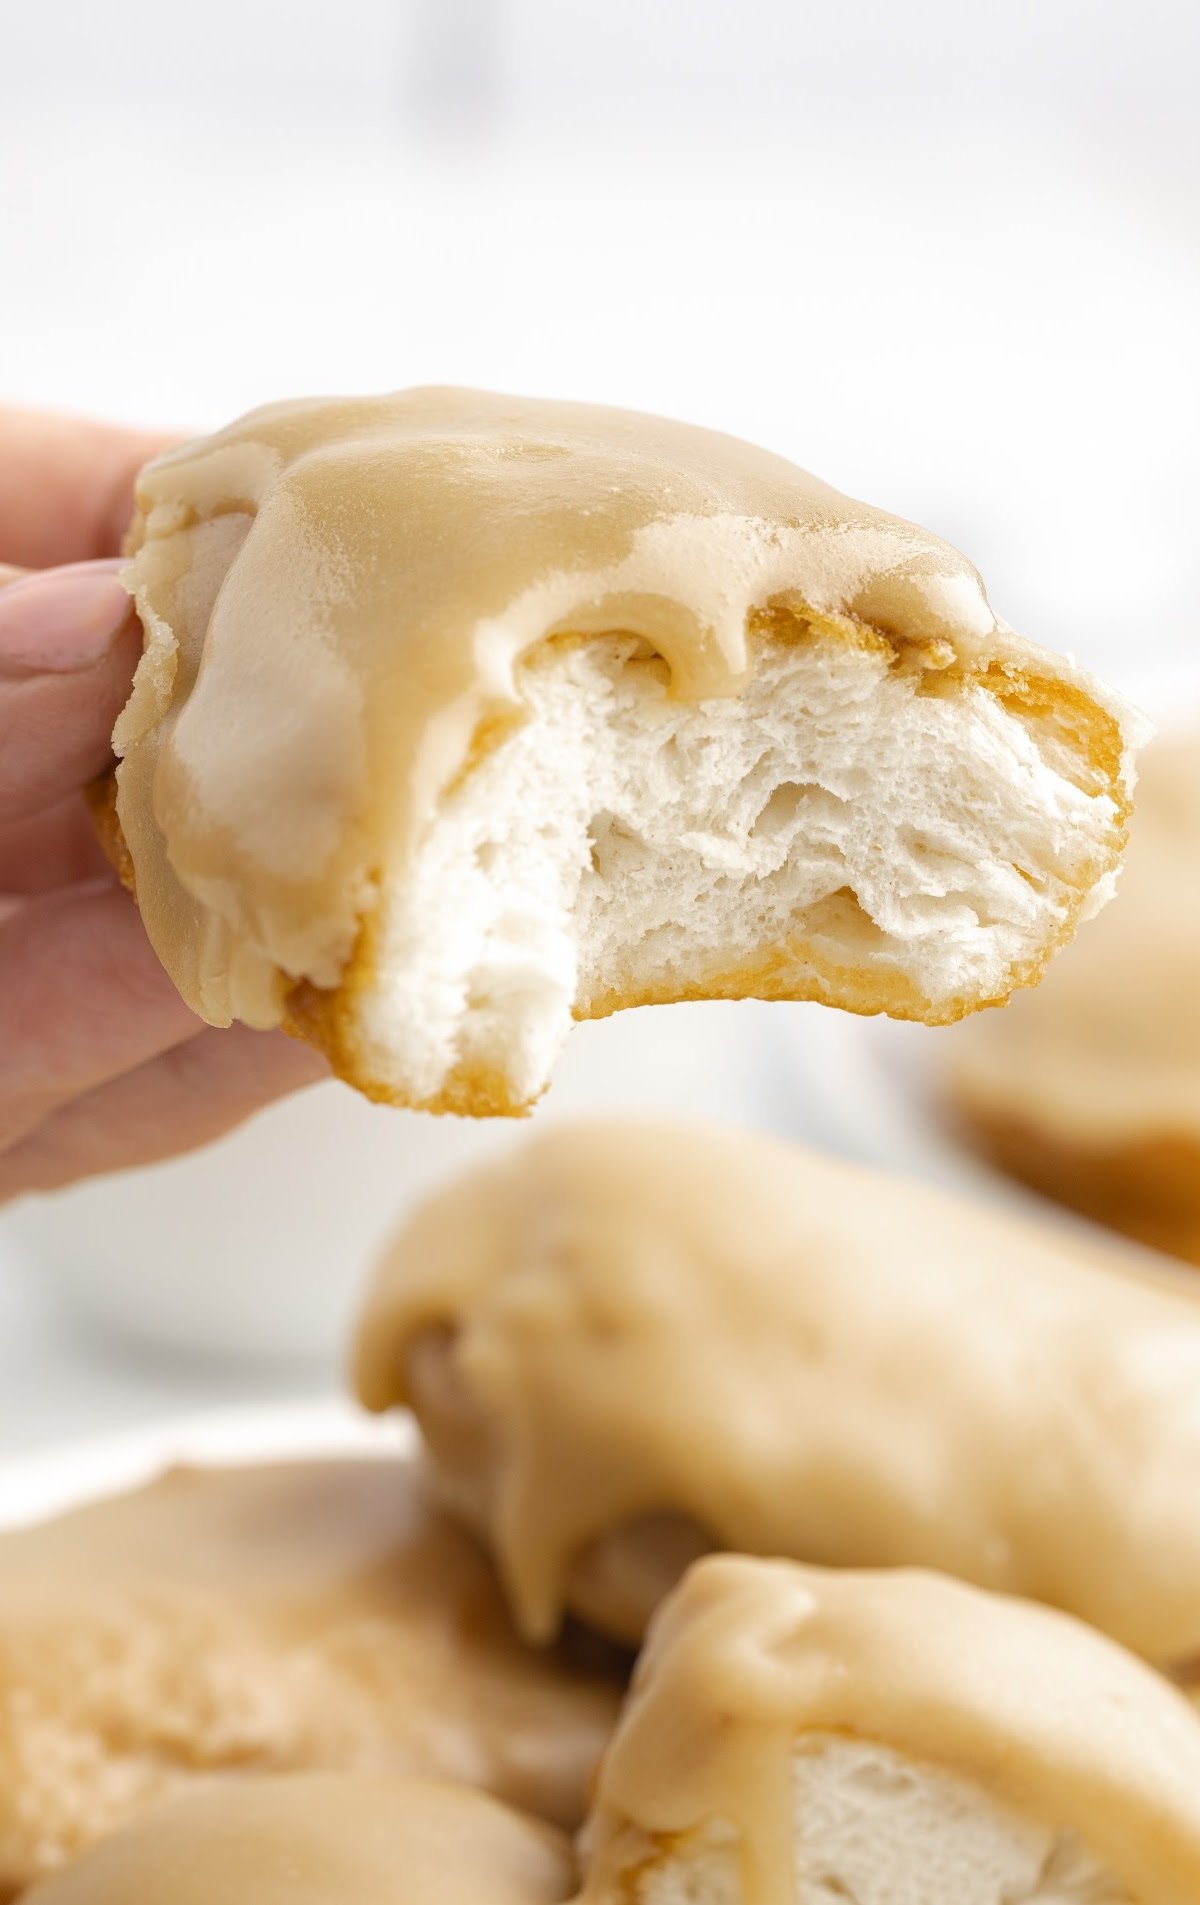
[0,560,134,678]
[0,598,142,825]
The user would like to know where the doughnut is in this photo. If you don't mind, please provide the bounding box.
[579,1556,1200,1905]
[21,1775,574,1905]
[944,728,1200,1266]
[0,1458,622,1896]
[354,1118,1200,1682]
[99,389,1143,1114]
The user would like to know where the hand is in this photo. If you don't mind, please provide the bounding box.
[0,409,327,1204]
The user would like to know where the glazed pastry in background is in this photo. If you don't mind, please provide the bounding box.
[101,388,1143,1115]
[0,1460,622,1899]
[21,1775,575,1905]
[578,1556,1200,1905]
[354,1119,1200,1687]
[19,1595,1200,1905]
[944,728,1200,1266]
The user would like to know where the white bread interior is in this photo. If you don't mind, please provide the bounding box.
[630,1739,1128,1905]
[572,1555,1200,1905]
[346,630,1127,1112]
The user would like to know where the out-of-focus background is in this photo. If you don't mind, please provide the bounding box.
[1,0,1197,1451]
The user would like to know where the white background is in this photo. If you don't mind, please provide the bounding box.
[0,0,1197,1451]
[3,0,1197,672]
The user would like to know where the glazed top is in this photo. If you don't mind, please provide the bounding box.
[579,1556,1200,1905]
[113,387,1097,1028]
[0,1458,621,1838]
[22,1775,574,1905]
[354,1118,1200,1663]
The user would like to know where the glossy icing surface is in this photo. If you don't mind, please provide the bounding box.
[581,1559,1200,1905]
[356,1119,1200,1663]
[115,388,1085,1028]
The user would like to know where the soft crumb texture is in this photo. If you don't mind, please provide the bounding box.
[111,388,1143,1116]
[632,1742,1129,1905]
[352,632,1127,1113]
[788,1741,1127,1905]
[354,1119,1200,1666]
[944,727,1200,1265]
[19,1774,576,1905]
[0,1461,622,1899]
[576,1558,1200,1905]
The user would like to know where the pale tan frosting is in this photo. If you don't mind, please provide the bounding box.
[0,1459,622,1895]
[948,727,1200,1144]
[113,387,1132,1031]
[354,1119,1200,1663]
[22,1773,574,1905]
[579,1557,1200,1905]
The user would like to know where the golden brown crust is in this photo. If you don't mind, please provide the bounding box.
[88,772,532,1116]
[281,866,1093,1113]
[86,501,145,893]
[281,651,1122,1113]
[280,625,1131,1110]
[951,1108,1200,1268]
[85,767,136,894]
[283,917,536,1118]
[975,661,1129,805]
[87,779,530,1117]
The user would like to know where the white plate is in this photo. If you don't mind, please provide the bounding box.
[1,1000,770,1367]
[0,1398,413,1533]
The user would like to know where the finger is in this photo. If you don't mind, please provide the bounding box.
[0,795,111,895]
[0,561,142,825]
[0,1024,328,1203]
[0,879,204,1150]
[0,409,173,568]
